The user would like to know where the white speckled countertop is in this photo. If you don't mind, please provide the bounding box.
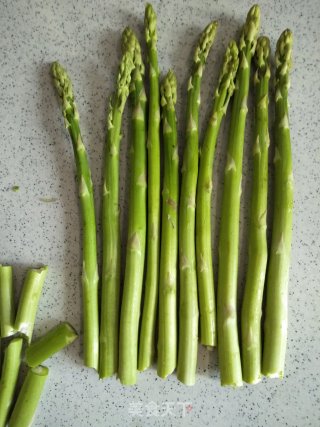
[1,0,319,426]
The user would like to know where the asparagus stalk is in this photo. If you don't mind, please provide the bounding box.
[262,29,293,378]
[118,28,147,385]
[196,41,239,347]
[217,5,260,387]
[15,266,48,342]
[0,338,23,427]
[178,21,218,385]
[241,36,270,384]
[138,2,161,372]
[52,63,99,370]
[0,265,15,337]
[8,366,48,427]
[100,50,134,379]
[26,322,78,368]
[157,70,179,378]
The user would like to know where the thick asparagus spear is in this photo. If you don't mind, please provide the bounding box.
[196,41,239,347]
[139,2,161,372]
[157,70,179,379]
[8,366,48,427]
[100,50,134,379]
[262,29,293,378]
[241,36,270,384]
[118,28,147,385]
[178,21,218,385]
[0,265,15,337]
[217,5,260,387]
[52,63,99,370]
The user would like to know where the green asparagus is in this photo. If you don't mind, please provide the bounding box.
[0,265,15,337]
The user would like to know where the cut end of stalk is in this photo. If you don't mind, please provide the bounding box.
[160,70,177,110]
[145,3,157,48]
[194,21,218,67]
[121,27,145,76]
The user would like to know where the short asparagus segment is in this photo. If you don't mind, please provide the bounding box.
[118,28,147,385]
[52,63,99,370]
[241,36,270,384]
[157,70,179,379]
[8,366,49,427]
[178,21,218,385]
[26,322,78,368]
[14,266,48,342]
[139,2,161,372]
[217,5,260,387]
[262,30,293,378]
[100,50,134,379]
[0,265,15,337]
[196,41,239,347]
[0,338,23,427]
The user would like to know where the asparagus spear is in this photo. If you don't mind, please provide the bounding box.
[0,265,15,337]
[52,63,99,370]
[196,41,239,348]
[217,5,260,387]
[118,28,147,385]
[178,21,218,385]
[0,338,23,427]
[241,36,270,384]
[157,70,179,379]
[26,322,78,368]
[8,366,48,427]
[262,29,293,379]
[100,50,134,379]
[15,266,48,343]
[138,2,161,372]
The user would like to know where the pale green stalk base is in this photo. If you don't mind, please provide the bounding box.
[0,265,15,338]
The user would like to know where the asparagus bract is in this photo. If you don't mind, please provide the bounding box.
[178,21,218,385]
[217,5,260,387]
[262,29,293,378]
[100,50,134,379]
[241,36,270,384]
[196,41,239,347]
[0,265,15,337]
[52,63,99,370]
[157,70,179,378]
[139,3,161,372]
[118,28,147,385]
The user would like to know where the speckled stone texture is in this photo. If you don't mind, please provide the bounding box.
[0,0,319,426]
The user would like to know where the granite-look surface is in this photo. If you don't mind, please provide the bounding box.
[0,0,319,426]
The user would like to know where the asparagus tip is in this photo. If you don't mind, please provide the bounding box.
[145,3,157,47]
[275,29,293,72]
[241,4,260,48]
[254,36,271,81]
[121,27,145,75]
[194,21,218,67]
[160,69,177,109]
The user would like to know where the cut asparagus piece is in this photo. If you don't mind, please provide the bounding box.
[26,322,78,368]
[262,29,293,379]
[100,50,134,379]
[139,2,161,373]
[0,338,23,427]
[52,62,99,370]
[241,36,270,384]
[157,70,179,379]
[217,5,260,387]
[14,266,48,342]
[118,28,147,385]
[196,41,239,347]
[8,365,48,427]
[178,21,218,385]
[0,265,15,337]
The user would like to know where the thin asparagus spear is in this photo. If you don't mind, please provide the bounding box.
[217,5,260,387]
[26,322,78,368]
[52,63,99,370]
[118,28,147,385]
[100,51,134,379]
[157,70,179,379]
[196,41,239,348]
[0,265,15,337]
[241,36,270,384]
[15,266,48,343]
[178,21,218,385]
[8,366,48,427]
[0,338,23,427]
[262,29,293,378]
[138,2,161,372]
